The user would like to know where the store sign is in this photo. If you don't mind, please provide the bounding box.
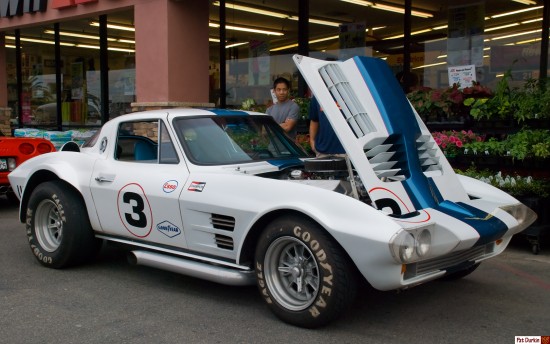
[0,0,47,17]
[51,0,97,9]
[0,0,97,17]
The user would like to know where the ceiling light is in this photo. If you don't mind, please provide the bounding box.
[90,21,135,32]
[485,23,520,32]
[432,25,448,30]
[209,22,283,35]
[209,37,221,42]
[341,0,432,18]
[412,61,446,70]
[226,42,247,48]
[44,29,117,41]
[490,6,543,18]
[270,35,339,52]
[512,0,537,5]
[383,28,433,40]
[5,35,75,46]
[488,29,541,41]
[5,44,16,48]
[521,17,543,24]
[117,39,135,44]
[76,44,135,52]
[341,0,373,6]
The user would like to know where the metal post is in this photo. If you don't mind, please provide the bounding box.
[219,0,227,108]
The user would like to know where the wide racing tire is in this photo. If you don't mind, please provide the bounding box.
[26,180,101,269]
[255,215,357,328]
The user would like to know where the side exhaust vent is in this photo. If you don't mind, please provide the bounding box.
[211,214,235,231]
[416,134,442,174]
[365,136,407,181]
[215,234,234,250]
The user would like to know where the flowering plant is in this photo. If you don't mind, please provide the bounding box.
[431,130,485,157]
[456,167,550,197]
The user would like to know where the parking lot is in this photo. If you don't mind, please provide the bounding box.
[1,196,549,344]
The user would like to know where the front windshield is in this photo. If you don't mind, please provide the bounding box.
[173,115,307,164]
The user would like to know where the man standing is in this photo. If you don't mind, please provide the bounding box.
[308,96,345,157]
[266,77,299,140]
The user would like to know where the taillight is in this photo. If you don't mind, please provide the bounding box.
[19,142,35,155]
[37,142,53,154]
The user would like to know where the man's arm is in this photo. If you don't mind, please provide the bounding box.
[280,118,298,133]
[309,120,319,153]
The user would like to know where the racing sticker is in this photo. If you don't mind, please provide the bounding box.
[157,221,181,238]
[117,183,153,237]
[369,186,430,223]
[162,180,178,193]
[188,181,206,192]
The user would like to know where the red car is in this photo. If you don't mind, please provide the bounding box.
[0,131,55,202]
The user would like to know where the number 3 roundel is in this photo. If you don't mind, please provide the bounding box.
[117,183,153,237]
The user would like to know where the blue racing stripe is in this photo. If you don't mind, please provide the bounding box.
[353,56,437,210]
[436,201,508,245]
[208,109,249,116]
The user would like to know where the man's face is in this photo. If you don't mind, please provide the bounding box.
[274,82,289,103]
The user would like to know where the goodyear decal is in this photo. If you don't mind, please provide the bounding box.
[156,221,181,238]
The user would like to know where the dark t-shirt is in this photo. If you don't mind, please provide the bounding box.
[308,97,345,154]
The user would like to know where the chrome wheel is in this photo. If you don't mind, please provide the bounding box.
[264,236,320,311]
[34,199,63,252]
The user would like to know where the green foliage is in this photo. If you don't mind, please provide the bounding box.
[512,78,550,122]
[462,129,550,160]
[456,166,550,198]
[463,71,512,120]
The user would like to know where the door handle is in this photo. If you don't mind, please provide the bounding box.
[95,175,114,183]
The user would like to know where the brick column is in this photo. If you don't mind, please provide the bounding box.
[0,107,12,136]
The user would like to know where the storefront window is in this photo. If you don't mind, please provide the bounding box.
[59,18,101,127]
[13,26,58,128]
[4,31,17,131]
[106,11,136,119]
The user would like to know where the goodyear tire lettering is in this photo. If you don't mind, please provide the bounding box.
[255,215,357,328]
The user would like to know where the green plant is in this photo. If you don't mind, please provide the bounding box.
[512,78,550,122]
[292,97,311,120]
[463,137,505,156]
[456,166,550,198]
[504,129,550,160]
[463,71,512,120]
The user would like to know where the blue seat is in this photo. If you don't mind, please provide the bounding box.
[134,141,157,161]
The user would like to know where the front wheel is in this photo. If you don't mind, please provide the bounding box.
[255,215,357,328]
[26,180,101,268]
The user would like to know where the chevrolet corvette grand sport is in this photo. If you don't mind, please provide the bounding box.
[0,131,55,202]
[9,55,536,328]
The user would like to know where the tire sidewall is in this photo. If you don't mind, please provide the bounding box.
[255,216,351,328]
[26,181,83,268]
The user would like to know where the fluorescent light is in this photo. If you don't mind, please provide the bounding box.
[341,0,373,6]
[485,23,520,32]
[226,42,247,48]
[5,44,15,48]
[341,0,432,18]
[209,38,221,42]
[90,21,135,32]
[270,35,339,52]
[209,22,283,36]
[512,0,537,5]
[432,25,448,30]
[117,39,135,44]
[490,6,543,18]
[44,29,117,41]
[384,28,433,40]
[412,61,446,69]
[76,44,135,52]
[522,17,543,24]
[213,1,341,27]
[488,29,541,41]
[5,35,75,46]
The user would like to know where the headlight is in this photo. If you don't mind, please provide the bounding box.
[501,203,537,234]
[390,227,433,264]
[416,229,431,257]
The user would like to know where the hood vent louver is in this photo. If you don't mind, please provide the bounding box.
[211,214,236,232]
[416,134,443,174]
[318,63,375,138]
[365,136,408,181]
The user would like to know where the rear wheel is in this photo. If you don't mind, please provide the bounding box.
[26,180,101,268]
[255,215,357,328]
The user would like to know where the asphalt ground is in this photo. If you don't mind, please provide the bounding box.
[1,195,549,344]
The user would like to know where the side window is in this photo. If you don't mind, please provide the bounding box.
[159,121,179,164]
[115,120,159,163]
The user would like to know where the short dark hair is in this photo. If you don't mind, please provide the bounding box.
[273,77,290,89]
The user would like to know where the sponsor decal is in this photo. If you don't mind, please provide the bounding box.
[162,180,178,193]
[117,183,153,238]
[188,181,206,192]
[156,221,181,238]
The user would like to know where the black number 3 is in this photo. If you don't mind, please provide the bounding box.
[123,192,147,228]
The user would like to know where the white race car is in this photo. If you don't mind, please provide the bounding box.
[8,55,536,328]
